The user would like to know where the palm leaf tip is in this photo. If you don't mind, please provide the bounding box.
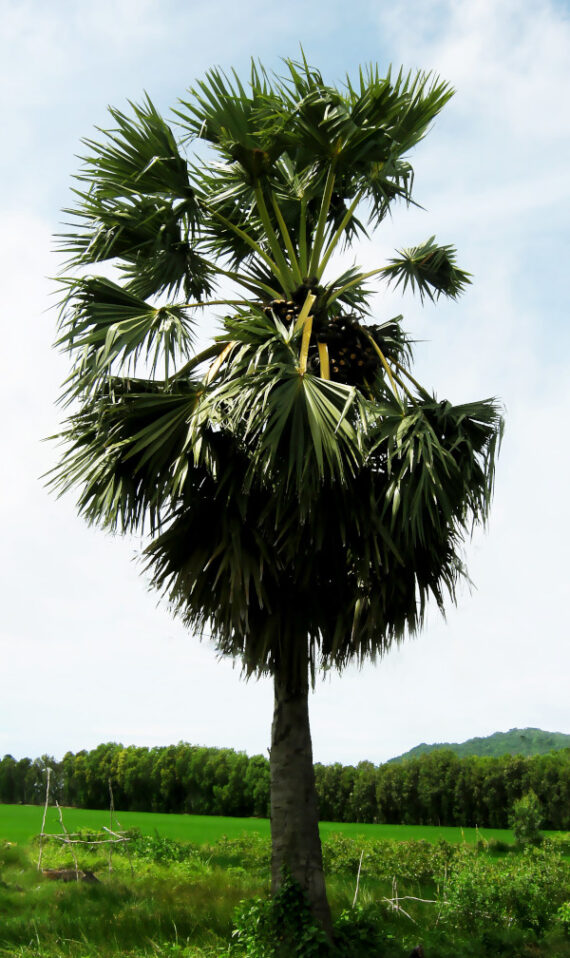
[384,237,471,302]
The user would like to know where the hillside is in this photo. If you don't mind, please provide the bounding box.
[387,727,570,763]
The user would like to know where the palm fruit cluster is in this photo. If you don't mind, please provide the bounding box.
[310,313,381,387]
[263,298,384,388]
[263,298,300,326]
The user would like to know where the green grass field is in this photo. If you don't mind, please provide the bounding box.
[0,803,518,846]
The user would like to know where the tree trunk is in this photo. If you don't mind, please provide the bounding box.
[269,647,333,938]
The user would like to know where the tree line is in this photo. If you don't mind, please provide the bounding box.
[2,744,570,830]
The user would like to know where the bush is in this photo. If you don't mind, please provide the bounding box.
[322,835,458,884]
[231,873,330,957]
[549,834,570,856]
[509,790,543,847]
[333,904,402,957]
[126,833,202,864]
[557,901,570,940]
[204,833,270,871]
[442,845,570,933]
[481,838,512,854]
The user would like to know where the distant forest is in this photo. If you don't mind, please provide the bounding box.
[2,740,570,830]
[388,727,570,762]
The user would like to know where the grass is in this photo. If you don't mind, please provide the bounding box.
[0,840,252,957]
[0,803,519,846]
[1,823,570,958]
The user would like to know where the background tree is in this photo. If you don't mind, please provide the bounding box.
[51,56,503,933]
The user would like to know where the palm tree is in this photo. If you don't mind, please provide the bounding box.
[51,56,503,933]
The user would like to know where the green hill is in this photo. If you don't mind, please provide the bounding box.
[387,728,570,763]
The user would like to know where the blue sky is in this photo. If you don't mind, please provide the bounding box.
[1,0,569,765]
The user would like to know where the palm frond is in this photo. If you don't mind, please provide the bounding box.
[201,308,363,494]
[60,96,216,302]
[370,393,503,546]
[176,65,290,177]
[383,237,472,302]
[79,94,192,199]
[321,266,372,315]
[48,378,203,533]
[56,277,195,397]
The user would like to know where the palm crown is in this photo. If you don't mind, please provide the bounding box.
[53,56,503,687]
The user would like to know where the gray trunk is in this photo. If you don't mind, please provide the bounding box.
[270,650,332,938]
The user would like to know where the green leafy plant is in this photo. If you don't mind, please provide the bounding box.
[322,835,458,885]
[332,905,394,957]
[232,873,330,957]
[557,901,570,937]
[549,834,570,856]
[510,790,543,847]
[127,833,194,863]
[442,846,570,933]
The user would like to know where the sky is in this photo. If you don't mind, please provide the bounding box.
[1,0,569,767]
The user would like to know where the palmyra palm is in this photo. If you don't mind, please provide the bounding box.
[52,56,503,932]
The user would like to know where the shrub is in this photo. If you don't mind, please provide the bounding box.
[204,833,270,871]
[549,833,570,856]
[0,840,25,869]
[322,835,458,885]
[481,838,512,854]
[509,790,543,847]
[333,904,402,958]
[557,901,570,937]
[231,873,330,957]
[442,845,570,933]
[127,833,191,862]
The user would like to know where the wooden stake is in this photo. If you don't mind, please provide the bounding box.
[37,767,51,871]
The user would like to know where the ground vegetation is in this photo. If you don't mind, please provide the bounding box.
[1,832,570,957]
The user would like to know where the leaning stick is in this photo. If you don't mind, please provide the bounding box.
[56,801,80,880]
[352,849,364,908]
[37,767,52,871]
